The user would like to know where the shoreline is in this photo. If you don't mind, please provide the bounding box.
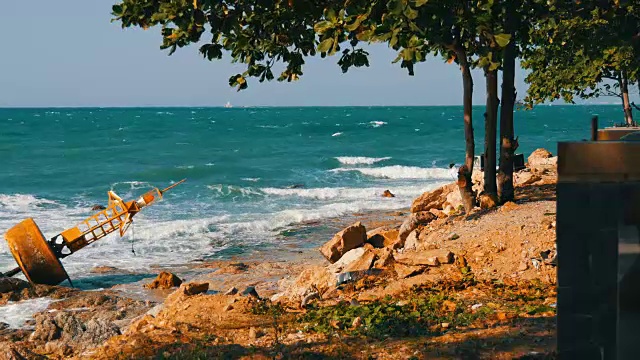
[0,150,559,359]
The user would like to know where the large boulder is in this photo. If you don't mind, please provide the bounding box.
[528,148,557,173]
[276,266,335,301]
[394,249,454,266]
[327,248,366,273]
[0,277,30,293]
[397,211,436,247]
[444,187,463,211]
[343,248,377,273]
[366,227,399,248]
[144,272,182,290]
[320,222,367,263]
[514,171,542,187]
[410,183,457,213]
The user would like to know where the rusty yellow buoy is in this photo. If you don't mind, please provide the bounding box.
[1,179,186,285]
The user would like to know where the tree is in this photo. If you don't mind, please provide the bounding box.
[523,2,640,126]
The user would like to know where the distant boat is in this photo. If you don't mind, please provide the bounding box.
[224,102,233,108]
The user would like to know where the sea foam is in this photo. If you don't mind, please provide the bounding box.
[0,298,53,329]
[335,156,391,165]
[330,165,451,180]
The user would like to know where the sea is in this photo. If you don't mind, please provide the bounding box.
[0,105,619,287]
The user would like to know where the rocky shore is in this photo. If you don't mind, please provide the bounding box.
[1,149,559,360]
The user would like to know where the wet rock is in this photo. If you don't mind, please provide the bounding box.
[180,282,209,296]
[410,183,456,213]
[0,278,30,293]
[398,211,436,246]
[394,249,454,266]
[479,193,499,209]
[394,263,425,279]
[144,272,182,290]
[0,342,46,360]
[382,190,395,198]
[366,227,399,248]
[224,287,238,296]
[319,222,367,263]
[528,148,557,173]
[31,311,120,348]
[214,263,250,275]
[91,204,106,211]
[90,266,126,274]
[343,248,377,273]
[241,286,259,298]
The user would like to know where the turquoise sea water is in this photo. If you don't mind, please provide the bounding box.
[0,105,620,280]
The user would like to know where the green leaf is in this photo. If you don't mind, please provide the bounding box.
[317,38,334,53]
[325,8,337,21]
[414,0,428,6]
[494,33,512,48]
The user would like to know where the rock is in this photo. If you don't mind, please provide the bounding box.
[394,249,454,266]
[144,272,182,290]
[343,248,377,273]
[223,304,233,311]
[514,171,542,187]
[373,248,394,269]
[301,292,320,308]
[410,183,456,213]
[224,287,238,296]
[397,211,436,246]
[179,282,209,296]
[248,327,262,341]
[394,263,425,279]
[0,277,29,293]
[444,188,463,212]
[501,201,519,212]
[32,311,120,348]
[319,222,367,263]
[366,227,399,248]
[382,190,395,198]
[0,342,46,360]
[91,204,106,211]
[349,299,360,306]
[429,208,447,219]
[90,266,125,274]
[447,232,460,241]
[528,148,557,173]
[478,193,498,209]
[279,266,335,301]
[145,305,164,317]
[541,218,554,229]
[328,247,366,273]
[241,286,259,298]
[518,262,529,271]
[214,262,250,275]
[404,230,420,251]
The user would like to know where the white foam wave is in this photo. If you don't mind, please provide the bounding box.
[0,298,53,329]
[261,184,435,201]
[331,165,451,180]
[241,178,261,182]
[335,156,391,165]
[332,132,342,137]
[207,184,262,198]
[0,194,61,212]
[370,121,387,128]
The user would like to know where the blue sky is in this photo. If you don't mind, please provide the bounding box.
[0,1,635,107]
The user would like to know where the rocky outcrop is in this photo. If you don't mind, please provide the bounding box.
[394,249,454,266]
[514,171,542,187]
[397,211,436,247]
[410,183,457,213]
[0,278,29,293]
[31,312,121,349]
[144,272,183,290]
[179,282,209,296]
[0,342,45,360]
[366,227,399,248]
[319,222,367,263]
[275,266,335,302]
[382,190,395,198]
[343,248,377,273]
[528,148,557,173]
[394,263,425,279]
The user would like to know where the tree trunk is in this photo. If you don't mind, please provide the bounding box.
[621,70,634,126]
[455,47,476,213]
[484,68,498,197]
[497,4,518,204]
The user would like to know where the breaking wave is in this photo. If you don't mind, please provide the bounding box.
[330,165,451,180]
[335,156,391,165]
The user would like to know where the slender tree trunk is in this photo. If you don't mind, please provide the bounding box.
[497,4,518,203]
[455,47,476,213]
[484,68,498,197]
[621,70,634,126]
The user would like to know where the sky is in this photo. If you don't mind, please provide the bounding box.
[0,1,635,107]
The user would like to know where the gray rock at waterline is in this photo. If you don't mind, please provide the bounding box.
[241,286,259,298]
[145,304,164,318]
